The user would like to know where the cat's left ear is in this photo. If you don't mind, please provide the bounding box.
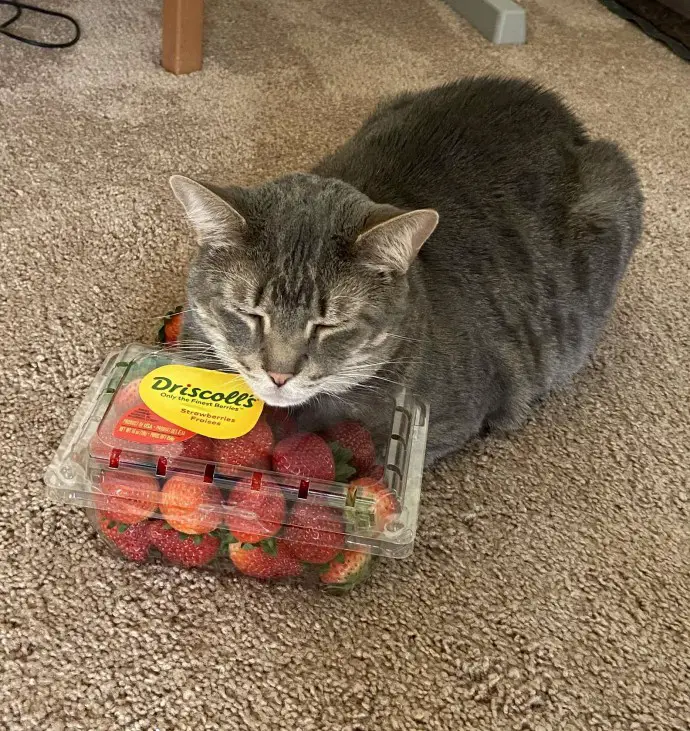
[355,205,439,274]
[169,175,246,248]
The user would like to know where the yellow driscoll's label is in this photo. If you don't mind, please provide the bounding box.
[139,365,263,439]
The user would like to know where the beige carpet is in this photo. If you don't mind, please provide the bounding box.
[1,0,689,728]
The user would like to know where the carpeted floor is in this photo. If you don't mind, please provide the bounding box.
[1,1,689,729]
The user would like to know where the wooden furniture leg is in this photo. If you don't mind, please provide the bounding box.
[161,0,204,74]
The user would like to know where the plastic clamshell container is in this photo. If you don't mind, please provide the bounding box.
[44,344,429,591]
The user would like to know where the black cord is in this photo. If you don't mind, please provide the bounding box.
[0,0,80,48]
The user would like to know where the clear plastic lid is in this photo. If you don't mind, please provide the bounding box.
[44,344,429,558]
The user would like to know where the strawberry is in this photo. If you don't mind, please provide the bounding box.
[272,433,337,481]
[319,550,373,591]
[99,516,152,562]
[149,521,220,567]
[366,464,385,481]
[324,421,376,477]
[229,538,303,580]
[89,426,149,465]
[111,377,146,411]
[160,474,223,534]
[282,503,345,564]
[263,406,298,442]
[213,418,274,470]
[162,433,216,462]
[158,307,184,344]
[91,378,152,463]
[225,478,286,544]
[95,470,159,524]
[349,477,400,532]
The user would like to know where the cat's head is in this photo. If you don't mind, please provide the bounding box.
[170,174,438,407]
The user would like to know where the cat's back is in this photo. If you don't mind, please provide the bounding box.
[361,77,587,150]
[316,77,588,203]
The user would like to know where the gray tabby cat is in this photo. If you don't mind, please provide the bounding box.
[170,77,643,466]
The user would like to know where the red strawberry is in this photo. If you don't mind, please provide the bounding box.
[89,427,149,465]
[349,477,400,532]
[225,478,286,544]
[91,378,151,463]
[263,406,298,442]
[366,464,385,481]
[160,474,223,535]
[282,503,345,564]
[95,470,160,524]
[229,539,302,580]
[213,418,274,470]
[320,550,372,591]
[272,433,336,481]
[111,377,145,411]
[324,421,376,476]
[162,433,215,462]
[162,310,184,344]
[99,516,152,562]
[149,521,220,567]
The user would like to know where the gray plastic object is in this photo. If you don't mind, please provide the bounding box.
[445,0,526,45]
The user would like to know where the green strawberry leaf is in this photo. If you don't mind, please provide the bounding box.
[261,537,278,557]
[117,523,129,534]
[241,542,258,550]
[161,523,174,531]
[218,532,235,554]
[107,521,118,530]
[334,552,346,564]
[335,463,357,483]
[330,441,356,482]
[192,534,203,546]
[329,441,353,465]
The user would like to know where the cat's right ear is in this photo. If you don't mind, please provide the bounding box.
[169,175,246,248]
[355,205,439,274]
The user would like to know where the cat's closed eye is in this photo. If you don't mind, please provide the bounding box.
[236,308,262,322]
[308,321,343,340]
[225,306,264,332]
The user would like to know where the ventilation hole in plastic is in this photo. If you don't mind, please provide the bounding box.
[298,479,309,499]
[203,463,216,484]
[391,432,408,451]
[108,449,121,469]
[156,456,168,477]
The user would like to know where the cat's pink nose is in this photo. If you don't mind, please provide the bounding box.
[268,372,293,387]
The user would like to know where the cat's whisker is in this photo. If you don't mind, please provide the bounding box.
[324,376,390,396]
[361,374,408,388]
[146,307,195,323]
[381,332,426,344]
[340,359,421,372]
[165,346,217,358]
[167,342,214,352]
[167,338,215,349]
